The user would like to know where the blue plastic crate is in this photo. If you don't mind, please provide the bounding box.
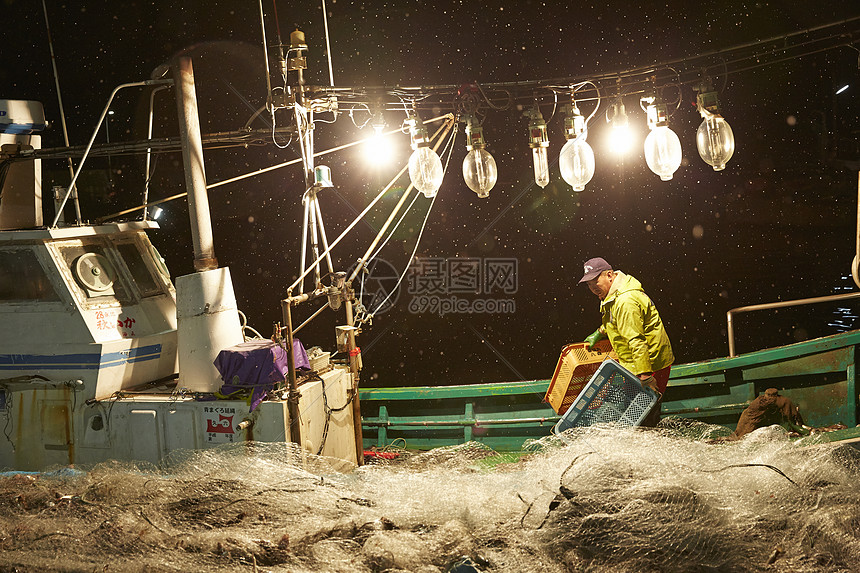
[552,359,659,433]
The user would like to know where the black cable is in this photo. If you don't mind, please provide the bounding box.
[695,462,797,486]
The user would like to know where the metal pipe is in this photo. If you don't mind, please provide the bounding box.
[286,114,450,292]
[299,192,310,295]
[279,301,302,448]
[295,103,312,188]
[258,0,274,112]
[662,403,751,415]
[41,0,82,224]
[206,120,421,189]
[288,166,407,293]
[853,171,860,289]
[307,189,322,287]
[50,79,170,228]
[313,191,335,276]
[143,85,170,219]
[293,301,330,335]
[726,291,860,357]
[363,416,561,427]
[346,115,455,284]
[344,298,365,466]
[94,121,427,223]
[172,57,217,272]
[321,0,335,87]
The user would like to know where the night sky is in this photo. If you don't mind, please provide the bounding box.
[4,1,860,387]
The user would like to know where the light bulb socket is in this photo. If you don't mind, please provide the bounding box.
[465,117,487,151]
[607,100,628,129]
[645,100,670,130]
[407,115,431,149]
[287,29,308,72]
[696,90,722,117]
[563,104,586,140]
[526,107,549,149]
[370,110,386,134]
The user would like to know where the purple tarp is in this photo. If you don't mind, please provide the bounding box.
[213,339,310,411]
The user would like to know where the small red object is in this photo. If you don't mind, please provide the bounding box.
[364,450,399,459]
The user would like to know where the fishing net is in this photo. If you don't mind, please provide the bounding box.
[1,420,860,572]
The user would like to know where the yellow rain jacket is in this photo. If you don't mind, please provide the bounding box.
[599,272,674,375]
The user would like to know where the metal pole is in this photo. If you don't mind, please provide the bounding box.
[279,301,303,449]
[313,194,335,275]
[258,0,274,112]
[347,116,455,284]
[299,193,310,295]
[307,189,322,287]
[852,172,860,289]
[41,0,81,224]
[144,85,170,219]
[172,56,217,271]
[50,80,164,228]
[726,291,860,356]
[321,0,335,87]
[94,120,434,223]
[344,298,365,466]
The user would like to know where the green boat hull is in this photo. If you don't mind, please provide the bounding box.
[360,330,860,451]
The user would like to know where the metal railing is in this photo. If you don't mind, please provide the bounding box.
[726,291,860,357]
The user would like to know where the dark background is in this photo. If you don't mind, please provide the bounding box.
[4,1,860,387]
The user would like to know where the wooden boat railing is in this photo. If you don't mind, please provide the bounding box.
[360,330,860,451]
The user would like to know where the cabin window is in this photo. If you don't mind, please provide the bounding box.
[56,244,130,302]
[0,248,61,302]
[116,242,162,297]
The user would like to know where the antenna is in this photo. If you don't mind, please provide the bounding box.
[41,0,82,224]
[321,0,335,86]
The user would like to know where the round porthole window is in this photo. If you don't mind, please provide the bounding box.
[73,252,115,294]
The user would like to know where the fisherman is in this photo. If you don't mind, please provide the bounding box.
[579,257,674,427]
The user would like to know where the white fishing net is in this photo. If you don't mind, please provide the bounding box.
[1,420,859,572]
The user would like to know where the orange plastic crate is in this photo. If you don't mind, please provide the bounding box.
[544,339,617,415]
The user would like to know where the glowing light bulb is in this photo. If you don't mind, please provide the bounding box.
[695,88,735,171]
[364,107,394,167]
[642,98,682,181]
[407,113,444,198]
[696,116,735,171]
[363,132,394,166]
[525,106,550,188]
[606,99,634,154]
[559,103,594,192]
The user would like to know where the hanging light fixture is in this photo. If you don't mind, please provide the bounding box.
[559,101,595,192]
[525,105,550,188]
[462,115,497,198]
[642,95,683,181]
[606,96,634,154]
[406,111,444,198]
[363,103,393,166]
[695,87,735,171]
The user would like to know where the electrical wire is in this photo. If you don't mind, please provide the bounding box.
[368,122,459,317]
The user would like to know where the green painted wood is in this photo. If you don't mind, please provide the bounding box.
[360,330,860,451]
[378,405,388,447]
[464,402,474,442]
[360,379,550,400]
[670,330,860,377]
